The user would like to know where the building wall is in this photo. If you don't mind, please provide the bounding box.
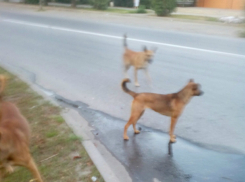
[196,0,245,10]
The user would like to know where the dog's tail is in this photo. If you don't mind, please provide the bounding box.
[121,79,137,98]
[0,75,5,101]
[123,34,127,48]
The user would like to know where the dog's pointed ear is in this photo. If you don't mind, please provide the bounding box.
[143,46,147,52]
[189,79,194,83]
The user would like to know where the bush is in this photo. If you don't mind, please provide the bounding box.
[55,0,70,3]
[113,0,133,7]
[152,0,176,16]
[140,0,151,9]
[54,0,89,4]
[79,0,90,4]
[90,0,109,10]
[25,0,39,4]
[136,5,147,13]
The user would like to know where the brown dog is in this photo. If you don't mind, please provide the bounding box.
[122,78,203,143]
[123,35,157,87]
[0,76,43,182]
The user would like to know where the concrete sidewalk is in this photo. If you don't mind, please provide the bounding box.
[174,7,244,18]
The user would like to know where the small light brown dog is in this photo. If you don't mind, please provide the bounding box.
[123,35,157,87]
[122,78,203,143]
[0,76,43,182]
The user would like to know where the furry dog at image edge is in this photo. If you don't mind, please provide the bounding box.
[0,76,43,182]
[121,78,203,143]
[122,34,157,87]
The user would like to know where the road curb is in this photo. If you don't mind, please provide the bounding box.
[83,141,121,182]
[61,110,121,182]
[0,63,121,182]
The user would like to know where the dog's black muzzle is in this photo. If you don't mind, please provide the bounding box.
[148,59,153,64]
[198,91,204,96]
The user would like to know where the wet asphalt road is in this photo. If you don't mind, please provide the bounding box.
[0,8,245,182]
[57,97,245,182]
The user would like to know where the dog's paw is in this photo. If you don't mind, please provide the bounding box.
[124,136,129,140]
[134,130,140,134]
[5,165,14,174]
[173,135,176,139]
[170,138,176,143]
[29,179,37,182]
[135,83,140,87]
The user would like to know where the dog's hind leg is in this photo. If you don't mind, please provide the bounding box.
[169,116,179,143]
[124,102,144,140]
[133,110,144,134]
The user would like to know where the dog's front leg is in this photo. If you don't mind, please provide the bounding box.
[25,156,43,182]
[134,68,140,87]
[169,116,178,143]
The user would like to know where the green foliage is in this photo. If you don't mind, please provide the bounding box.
[90,0,109,10]
[113,0,133,7]
[55,0,89,4]
[25,0,39,5]
[153,0,176,16]
[140,0,151,9]
[136,5,147,13]
[79,0,90,4]
[55,0,70,3]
